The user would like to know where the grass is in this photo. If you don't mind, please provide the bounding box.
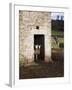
[59,38,64,43]
[52,30,64,36]
[51,30,64,47]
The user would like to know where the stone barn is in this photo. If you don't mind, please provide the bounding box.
[19,11,51,65]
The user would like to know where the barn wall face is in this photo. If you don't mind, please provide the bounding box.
[19,11,51,65]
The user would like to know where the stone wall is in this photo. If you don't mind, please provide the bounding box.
[19,11,51,65]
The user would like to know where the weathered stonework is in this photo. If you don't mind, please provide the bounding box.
[19,11,51,65]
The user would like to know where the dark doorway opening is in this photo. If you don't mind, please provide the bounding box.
[34,34,45,62]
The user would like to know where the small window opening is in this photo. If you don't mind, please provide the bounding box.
[36,26,39,29]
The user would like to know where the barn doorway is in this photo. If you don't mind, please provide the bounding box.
[34,34,45,62]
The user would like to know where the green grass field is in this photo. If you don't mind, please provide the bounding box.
[52,30,64,36]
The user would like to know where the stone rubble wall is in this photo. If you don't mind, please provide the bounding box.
[19,11,51,65]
